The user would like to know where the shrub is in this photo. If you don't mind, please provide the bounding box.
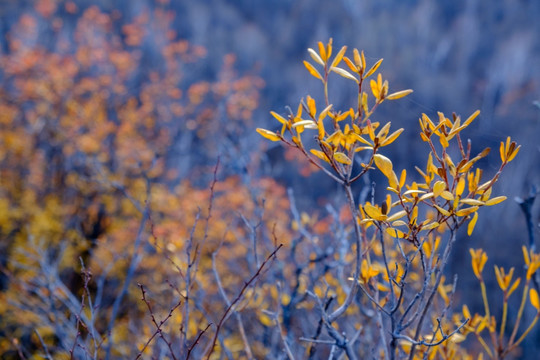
[0,7,536,358]
[257,39,536,359]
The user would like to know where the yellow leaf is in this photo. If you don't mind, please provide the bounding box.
[485,196,506,206]
[530,288,540,311]
[422,222,440,230]
[304,61,323,81]
[433,181,446,197]
[352,49,361,67]
[386,89,413,100]
[380,128,404,147]
[281,293,291,306]
[370,79,380,99]
[399,169,407,189]
[386,227,406,238]
[439,134,449,148]
[434,205,451,217]
[326,38,333,59]
[351,133,370,146]
[456,177,466,197]
[259,313,274,327]
[317,119,325,140]
[440,191,454,201]
[374,154,398,188]
[499,140,506,163]
[386,210,407,222]
[256,128,281,141]
[463,110,480,127]
[460,199,485,206]
[343,56,357,73]
[307,96,316,117]
[376,122,392,140]
[318,41,327,62]
[467,212,478,236]
[310,149,330,163]
[331,45,347,68]
[507,145,520,162]
[364,58,383,78]
[455,206,479,217]
[419,193,435,201]
[270,111,288,125]
[373,154,393,178]
[508,278,521,297]
[363,203,385,221]
[333,152,352,165]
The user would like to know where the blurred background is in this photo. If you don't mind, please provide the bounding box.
[0,0,539,358]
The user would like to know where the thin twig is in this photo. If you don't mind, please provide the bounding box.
[136,284,182,360]
[204,244,283,359]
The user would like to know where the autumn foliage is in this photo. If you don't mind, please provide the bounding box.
[0,3,537,360]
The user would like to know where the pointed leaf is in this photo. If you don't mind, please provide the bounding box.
[460,199,485,206]
[318,41,327,62]
[380,128,404,147]
[433,181,446,197]
[386,227,406,238]
[331,46,347,68]
[386,210,407,222]
[292,120,317,129]
[434,205,451,217]
[530,288,540,311]
[467,212,478,236]
[373,154,392,176]
[455,206,479,217]
[440,191,454,201]
[456,177,466,196]
[364,58,383,78]
[256,128,281,141]
[333,152,352,165]
[307,96,316,117]
[370,79,380,99]
[304,61,323,81]
[463,110,480,127]
[386,89,413,100]
[310,149,330,163]
[364,203,384,220]
[485,196,506,206]
[270,111,288,125]
[331,67,358,82]
[308,48,324,65]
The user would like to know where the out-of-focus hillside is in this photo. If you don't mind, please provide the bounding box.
[0,0,539,358]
